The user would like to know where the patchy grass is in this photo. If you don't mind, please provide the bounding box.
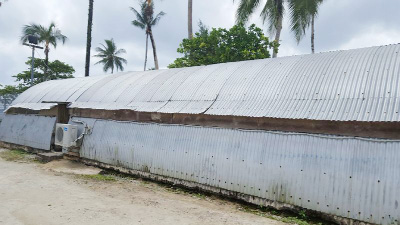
[75,168,333,225]
[76,174,117,182]
[0,149,32,162]
[237,205,328,225]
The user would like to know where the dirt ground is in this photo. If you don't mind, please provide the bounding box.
[0,149,286,225]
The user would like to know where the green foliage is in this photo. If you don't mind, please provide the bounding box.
[77,174,117,182]
[94,39,127,74]
[130,0,166,34]
[0,58,74,108]
[13,58,75,88]
[168,23,279,68]
[0,149,31,162]
[288,0,324,42]
[234,0,284,37]
[21,22,67,49]
[0,85,21,108]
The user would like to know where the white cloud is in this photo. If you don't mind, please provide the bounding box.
[0,0,400,86]
[340,26,400,50]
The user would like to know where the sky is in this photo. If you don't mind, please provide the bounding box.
[0,0,399,85]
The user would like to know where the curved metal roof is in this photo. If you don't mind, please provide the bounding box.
[11,44,400,122]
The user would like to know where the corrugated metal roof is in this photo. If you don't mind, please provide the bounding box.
[10,44,400,122]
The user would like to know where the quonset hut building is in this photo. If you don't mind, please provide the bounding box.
[1,44,400,224]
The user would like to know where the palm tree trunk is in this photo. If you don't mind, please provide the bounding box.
[148,29,159,70]
[272,16,283,58]
[188,0,193,39]
[44,43,49,81]
[144,33,149,71]
[311,15,315,54]
[85,0,94,77]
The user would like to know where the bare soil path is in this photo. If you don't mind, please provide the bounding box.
[0,149,286,225]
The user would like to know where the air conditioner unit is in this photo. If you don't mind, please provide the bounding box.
[55,123,78,148]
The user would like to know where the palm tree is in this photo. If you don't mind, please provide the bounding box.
[85,0,94,77]
[21,22,67,77]
[131,0,165,70]
[235,0,284,58]
[188,0,193,39]
[94,39,127,74]
[289,0,324,53]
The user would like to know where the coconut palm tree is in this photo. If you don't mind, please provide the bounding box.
[85,0,94,77]
[235,0,324,56]
[289,0,324,53]
[21,22,67,77]
[131,0,165,70]
[188,0,193,39]
[94,39,127,74]
[235,0,284,58]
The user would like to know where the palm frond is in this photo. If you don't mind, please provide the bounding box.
[115,48,127,55]
[288,0,323,43]
[234,0,261,23]
[151,11,166,26]
[132,20,146,29]
[94,39,127,74]
[260,0,285,37]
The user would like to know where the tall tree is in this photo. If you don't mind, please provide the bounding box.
[0,85,20,109]
[188,0,193,39]
[14,58,75,88]
[289,0,324,54]
[235,0,284,58]
[131,1,165,70]
[94,39,127,74]
[21,22,67,79]
[168,23,278,68]
[85,0,94,77]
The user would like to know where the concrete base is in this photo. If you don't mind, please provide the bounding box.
[37,152,64,163]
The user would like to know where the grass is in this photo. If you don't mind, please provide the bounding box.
[237,205,327,225]
[0,149,31,162]
[76,174,117,182]
[87,169,330,224]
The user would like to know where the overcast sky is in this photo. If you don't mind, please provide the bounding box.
[0,0,399,85]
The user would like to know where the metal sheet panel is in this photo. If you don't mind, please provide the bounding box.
[0,114,56,150]
[5,103,57,111]
[10,44,400,122]
[75,117,400,225]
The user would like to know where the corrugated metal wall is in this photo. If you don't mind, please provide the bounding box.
[12,44,400,122]
[0,114,56,150]
[73,117,400,225]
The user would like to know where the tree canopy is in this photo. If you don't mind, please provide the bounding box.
[13,58,75,90]
[21,22,67,77]
[168,23,279,68]
[94,39,127,74]
[0,85,20,109]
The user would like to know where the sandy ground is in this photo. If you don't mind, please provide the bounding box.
[0,149,286,225]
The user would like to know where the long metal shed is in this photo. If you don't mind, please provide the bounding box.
[2,44,400,224]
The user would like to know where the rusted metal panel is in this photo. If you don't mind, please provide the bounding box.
[10,44,400,122]
[73,117,400,224]
[0,114,56,150]
[69,108,400,139]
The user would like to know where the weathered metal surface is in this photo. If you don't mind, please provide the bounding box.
[5,103,57,112]
[72,117,400,225]
[0,114,56,150]
[11,44,400,122]
[69,108,400,139]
